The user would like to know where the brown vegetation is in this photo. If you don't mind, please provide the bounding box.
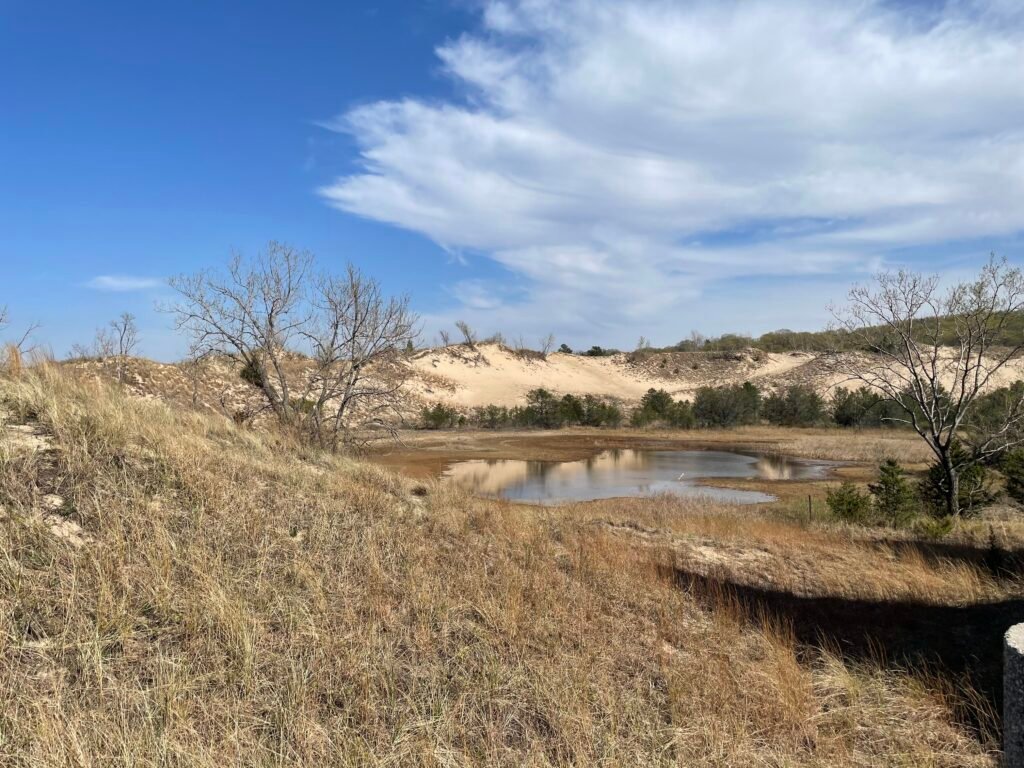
[0,365,1008,765]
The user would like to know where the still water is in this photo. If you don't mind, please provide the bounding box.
[443,449,834,505]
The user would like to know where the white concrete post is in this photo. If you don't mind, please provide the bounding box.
[1006,624,1024,767]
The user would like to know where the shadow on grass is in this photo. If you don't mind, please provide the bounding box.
[668,565,1024,739]
[869,534,1024,578]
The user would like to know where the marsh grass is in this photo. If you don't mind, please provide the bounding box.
[0,366,1000,765]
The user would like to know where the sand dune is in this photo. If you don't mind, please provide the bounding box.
[408,344,841,407]
[65,343,1024,416]
[405,343,1024,409]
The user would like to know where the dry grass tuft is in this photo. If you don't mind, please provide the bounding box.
[0,366,1000,765]
[1,343,22,377]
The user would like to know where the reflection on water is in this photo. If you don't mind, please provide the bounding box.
[444,449,833,505]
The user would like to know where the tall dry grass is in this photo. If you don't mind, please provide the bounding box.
[566,493,1016,605]
[1,343,22,377]
[0,366,997,765]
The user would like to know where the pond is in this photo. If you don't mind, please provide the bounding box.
[443,448,835,505]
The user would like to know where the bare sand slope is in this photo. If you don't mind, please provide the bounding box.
[409,343,1024,408]
[64,343,1024,414]
[408,345,655,407]
[408,344,825,407]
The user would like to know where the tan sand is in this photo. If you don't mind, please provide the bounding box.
[409,343,1024,409]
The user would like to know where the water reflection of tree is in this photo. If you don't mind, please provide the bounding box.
[755,455,795,481]
[449,448,827,502]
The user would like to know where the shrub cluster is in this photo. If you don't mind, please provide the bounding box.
[422,389,623,430]
[827,459,917,527]
[829,386,906,427]
[421,402,462,429]
[631,388,695,428]
[762,384,826,427]
[550,392,624,427]
[426,380,1024,443]
[581,346,620,357]
[825,482,873,524]
[827,452,997,527]
[1002,448,1024,504]
[692,382,761,427]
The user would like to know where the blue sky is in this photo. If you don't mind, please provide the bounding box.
[3,1,1023,359]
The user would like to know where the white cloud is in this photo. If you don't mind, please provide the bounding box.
[321,0,1024,345]
[86,275,164,292]
[449,279,505,310]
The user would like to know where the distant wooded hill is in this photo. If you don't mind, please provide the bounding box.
[659,311,1024,354]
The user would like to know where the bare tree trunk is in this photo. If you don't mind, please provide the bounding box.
[940,451,960,518]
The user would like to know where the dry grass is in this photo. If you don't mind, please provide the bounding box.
[0,344,24,380]
[630,425,936,464]
[0,366,999,765]
[562,493,1015,605]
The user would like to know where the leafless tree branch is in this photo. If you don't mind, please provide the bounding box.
[829,254,1024,516]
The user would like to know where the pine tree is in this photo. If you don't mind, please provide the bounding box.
[1001,448,1024,505]
[826,482,872,524]
[919,442,992,518]
[868,459,917,527]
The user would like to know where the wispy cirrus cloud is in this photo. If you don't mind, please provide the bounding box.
[86,275,164,292]
[320,0,1024,345]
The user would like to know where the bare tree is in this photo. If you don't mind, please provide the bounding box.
[167,242,312,425]
[455,320,477,348]
[68,333,112,362]
[1,306,41,369]
[831,255,1024,517]
[94,328,115,359]
[300,266,418,449]
[438,330,451,348]
[689,330,706,349]
[539,333,555,357]
[110,312,139,382]
[181,350,209,410]
[166,242,418,448]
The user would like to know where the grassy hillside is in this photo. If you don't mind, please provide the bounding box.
[0,366,1005,765]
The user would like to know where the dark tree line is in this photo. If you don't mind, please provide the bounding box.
[422,389,623,430]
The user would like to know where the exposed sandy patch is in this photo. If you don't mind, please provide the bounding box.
[0,405,51,453]
[0,407,91,547]
[408,345,655,407]
[407,345,829,407]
